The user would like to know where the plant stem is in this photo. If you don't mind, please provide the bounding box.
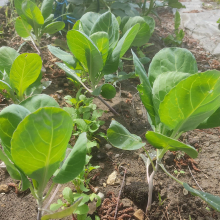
[43,182,55,201]
[97,96,120,116]
[142,147,156,171]
[37,197,43,220]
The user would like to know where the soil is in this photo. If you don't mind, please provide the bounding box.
[0,4,220,220]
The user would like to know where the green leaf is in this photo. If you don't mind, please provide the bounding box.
[148,47,198,86]
[123,16,151,47]
[43,21,65,34]
[0,46,19,75]
[53,133,87,184]
[63,107,78,120]
[73,193,90,206]
[159,71,220,132]
[143,16,155,35]
[11,107,73,191]
[62,187,74,203]
[132,50,156,126]
[48,45,76,67]
[90,11,119,50]
[80,12,100,36]
[14,0,24,16]
[90,32,109,66]
[10,53,42,100]
[107,120,145,150]
[50,202,63,211]
[0,104,30,152]
[42,197,82,220]
[41,0,54,20]
[145,131,198,158]
[152,72,190,114]
[19,94,59,112]
[56,63,82,83]
[0,80,16,101]
[92,84,116,99]
[167,0,185,9]
[74,204,89,215]
[174,11,181,30]
[67,30,103,87]
[197,107,220,129]
[0,149,21,180]
[21,0,44,29]
[183,183,220,212]
[103,24,140,74]
[15,17,32,38]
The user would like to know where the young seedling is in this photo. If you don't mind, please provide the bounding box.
[48,11,154,114]
[14,0,65,49]
[107,47,220,213]
[0,94,88,220]
[0,47,50,103]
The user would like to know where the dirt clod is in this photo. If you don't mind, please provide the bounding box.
[133,209,145,220]
[0,184,9,193]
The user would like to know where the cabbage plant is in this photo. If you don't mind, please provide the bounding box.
[0,47,50,103]
[48,11,154,102]
[107,47,220,213]
[0,95,88,219]
[14,0,65,45]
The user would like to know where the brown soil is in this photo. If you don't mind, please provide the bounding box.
[0,5,220,220]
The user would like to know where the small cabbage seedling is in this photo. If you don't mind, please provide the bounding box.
[0,47,50,102]
[48,11,154,106]
[107,47,220,213]
[14,0,65,46]
[0,95,88,220]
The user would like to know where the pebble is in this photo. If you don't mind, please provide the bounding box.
[97,192,105,201]
[104,144,112,150]
[115,154,120,158]
[64,83,69,87]
[134,209,145,220]
[56,90,63,94]
[103,183,106,187]
[183,188,188,195]
[107,171,120,185]
[0,185,9,193]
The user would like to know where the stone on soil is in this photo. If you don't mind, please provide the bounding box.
[133,209,145,220]
[0,184,9,193]
[107,171,120,185]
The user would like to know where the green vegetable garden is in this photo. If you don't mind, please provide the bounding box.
[0,0,220,219]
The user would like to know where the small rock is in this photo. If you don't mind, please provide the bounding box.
[136,107,140,110]
[103,183,106,187]
[136,109,143,116]
[183,188,188,195]
[115,154,120,158]
[0,185,9,193]
[0,162,6,171]
[97,192,105,201]
[134,209,145,220]
[122,198,133,207]
[104,144,112,150]
[64,83,69,87]
[56,90,63,94]
[94,187,99,193]
[107,171,120,185]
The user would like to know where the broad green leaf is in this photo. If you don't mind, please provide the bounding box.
[62,187,74,203]
[103,24,140,74]
[0,149,21,180]
[80,12,100,36]
[90,32,109,66]
[148,47,198,86]
[197,107,220,129]
[132,50,156,126]
[152,72,190,113]
[56,62,82,83]
[11,107,73,191]
[143,16,155,35]
[92,84,116,99]
[73,119,88,132]
[123,16,151,47]
[50,202,63,211]
[19,94,59,112]
[183,183,220,212]
[0,46,19,75]
[63,107,78,120]
[74,204,89,215]
[67,30,103,87]
[14,0,24,16]
[107,120,145,150]
[15,17,32,38]
[10,53,42,99]
[159,71,220,132]
[42,14,54,28]
[43,21,65,34]
[41,0,54,19]
[0,104,30,152]
[41,197,82,220]
[73,193,90,206]
[0,80,16,101]
[167,0,185,9]
[21,0,44,29]
[90,11,119,50]
[48,45,76,67]
[145,131,198,158]
[53,133,87,184]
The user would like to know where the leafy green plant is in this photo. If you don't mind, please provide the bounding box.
[14,0,65,46]
[0,46,50,103]
[0,94,88,220]
[107,47,220,213]
[64,88,105,142]
[48,11,153,112]
[164,11,185,46]
[51,186,101,220]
